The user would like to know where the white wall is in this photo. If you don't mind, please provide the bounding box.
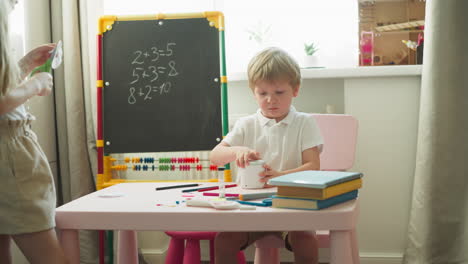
[345,77,420,264]
[227,78,345,117]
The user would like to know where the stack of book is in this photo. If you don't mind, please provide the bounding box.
[268,170,363,210]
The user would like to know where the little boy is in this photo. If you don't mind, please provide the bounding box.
[210,47,324,264]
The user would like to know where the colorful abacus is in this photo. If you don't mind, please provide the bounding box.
[111,157,218,172]
[123,157,204,164]
[159,157,200,163]
[131,164,219,172]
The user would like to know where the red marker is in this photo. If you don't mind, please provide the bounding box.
[203,192,239,197]
[197,184,237,192]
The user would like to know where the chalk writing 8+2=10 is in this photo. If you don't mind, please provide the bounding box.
[128,43,179,104]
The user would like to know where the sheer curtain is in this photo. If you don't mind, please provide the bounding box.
[49,0,103,263]
[403,0,468,263]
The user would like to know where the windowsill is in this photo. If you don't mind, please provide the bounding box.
[228,65,422,81]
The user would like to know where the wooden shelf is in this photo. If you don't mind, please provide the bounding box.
[375,20,425,32]
[375,30,423,35]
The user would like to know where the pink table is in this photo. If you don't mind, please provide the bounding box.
[56,182,359,264]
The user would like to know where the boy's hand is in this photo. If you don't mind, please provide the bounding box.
[19,43,56,75]
[236,148,261,168]
[259,163,284,186]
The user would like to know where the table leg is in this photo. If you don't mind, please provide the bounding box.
[99,231,105,264]
[329,230,352,264]
[350,229,360,264]
[59,229,80,264]
[117,230,138,264]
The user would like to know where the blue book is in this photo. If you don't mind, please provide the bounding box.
[268,170,363,189]
[272,190,358,210]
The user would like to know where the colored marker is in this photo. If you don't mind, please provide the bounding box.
[181,186,211,193]
[239,192,275,201]
[203,192,239,197]
[197,184,237,192]
[155,183,199,191]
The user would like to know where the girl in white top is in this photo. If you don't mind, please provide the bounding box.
[0,0,67,263]
[210,47,323,264]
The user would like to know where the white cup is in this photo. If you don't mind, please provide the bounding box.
[239,160,265,189]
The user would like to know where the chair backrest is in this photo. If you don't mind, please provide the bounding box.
[311,114,358,171]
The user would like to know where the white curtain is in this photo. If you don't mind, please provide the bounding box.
[50,0,103,263]
[50,0,101,202]
[403,0,468,263]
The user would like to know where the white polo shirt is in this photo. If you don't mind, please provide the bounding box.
[223,106,323,171]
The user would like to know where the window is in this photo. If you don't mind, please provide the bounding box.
[103,0,359,73]
[9,0,25,61]
[220,0,358,72]
[103,0,216,15]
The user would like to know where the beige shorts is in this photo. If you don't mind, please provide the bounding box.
[0,119,56,235]
[240,231,292,251]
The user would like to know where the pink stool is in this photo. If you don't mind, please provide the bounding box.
[165,231,246,264]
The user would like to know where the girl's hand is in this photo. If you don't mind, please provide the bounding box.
[259,163,284,186]
[19,43,56,75]
[235,148,261,168]
[30,72,53,96]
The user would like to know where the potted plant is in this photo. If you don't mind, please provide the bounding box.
[303,42,320,68]
[246,21,272,47]
[244,21,272,59]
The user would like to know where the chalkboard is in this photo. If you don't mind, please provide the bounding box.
[102,17,223,153]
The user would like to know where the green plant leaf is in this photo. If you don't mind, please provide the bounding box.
[304,42,319,56]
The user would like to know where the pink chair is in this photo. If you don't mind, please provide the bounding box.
[164,231,246,264]
[254,114,360,264]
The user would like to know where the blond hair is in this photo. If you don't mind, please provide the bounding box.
[247,47,301,91]
[0,0,19,96]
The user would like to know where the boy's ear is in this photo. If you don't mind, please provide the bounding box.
[292,85,300,97]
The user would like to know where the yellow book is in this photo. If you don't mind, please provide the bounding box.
[276,178,362,200]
